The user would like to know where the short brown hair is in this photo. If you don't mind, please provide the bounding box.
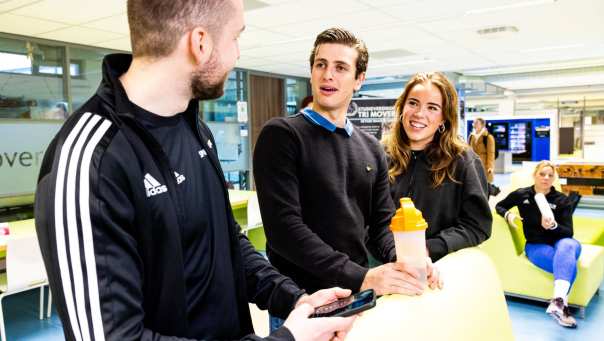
[127,0,232,58]
[309,28,368,79]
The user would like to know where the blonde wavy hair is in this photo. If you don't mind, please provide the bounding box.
[384,72,467,187]
[533,160,557,178]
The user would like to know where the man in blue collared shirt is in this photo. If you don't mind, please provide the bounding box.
[253,28,441,315]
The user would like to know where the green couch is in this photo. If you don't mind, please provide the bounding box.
[573,215,604,246]
[480,213,604,316]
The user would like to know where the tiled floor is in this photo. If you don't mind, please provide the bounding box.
[3,287,62,340]
[507,282,604,341]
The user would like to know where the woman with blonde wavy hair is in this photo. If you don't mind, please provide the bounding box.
[496,161,579,328]
[384,72,492,262]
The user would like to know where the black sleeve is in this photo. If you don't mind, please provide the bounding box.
[366,149,396,263]
[253,121,368,292]
[237,226,305,319]
[495,189,523,218]
[428,155,492,261]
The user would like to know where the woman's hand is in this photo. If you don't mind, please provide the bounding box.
[541,216,557,230]
[505,212,522,229]
[426,257,443,290]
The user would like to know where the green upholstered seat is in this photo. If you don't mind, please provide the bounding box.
[480,213,604,313]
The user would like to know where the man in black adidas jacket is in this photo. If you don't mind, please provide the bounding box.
[34,0,356,340]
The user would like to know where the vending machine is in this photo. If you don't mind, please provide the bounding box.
[467,118,550,162]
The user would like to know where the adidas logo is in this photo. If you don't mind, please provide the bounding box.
[198,150,207,159]
[144,173,168,197]
[523,199,530,204]
[174,171,186,185]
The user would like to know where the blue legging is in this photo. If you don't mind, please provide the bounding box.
[525,238,582,286]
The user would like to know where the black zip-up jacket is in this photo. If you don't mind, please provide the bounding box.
[495,186,573,245]
[34,54,303,341]
[389,149,492,261]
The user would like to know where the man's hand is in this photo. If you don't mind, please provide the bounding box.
[283,303,357,341]
[505,212,522,229]
[426,257,443,290]
[295,287,351,309]
[360,262,423,296]
[541,216,557,230]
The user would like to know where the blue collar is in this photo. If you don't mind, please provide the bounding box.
[301,108,354,137]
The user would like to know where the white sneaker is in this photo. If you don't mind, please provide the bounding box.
[546,297,577,328]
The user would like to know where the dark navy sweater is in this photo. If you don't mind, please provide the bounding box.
[253,113,396,294]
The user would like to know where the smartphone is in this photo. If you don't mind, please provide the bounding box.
[310,289,376,318]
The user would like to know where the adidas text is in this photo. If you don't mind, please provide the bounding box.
[144,173,168,197]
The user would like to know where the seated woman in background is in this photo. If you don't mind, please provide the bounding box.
[383,72,492,263]
[496,160,579,328]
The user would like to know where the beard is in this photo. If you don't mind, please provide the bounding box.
[190,51,229,100]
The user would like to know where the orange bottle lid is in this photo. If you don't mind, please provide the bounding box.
[390,198,428,232]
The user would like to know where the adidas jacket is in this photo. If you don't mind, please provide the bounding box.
[34,54,302,341]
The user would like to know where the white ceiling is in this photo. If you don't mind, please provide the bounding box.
[0,0,603,90]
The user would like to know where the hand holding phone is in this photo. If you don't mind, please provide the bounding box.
[310,289,376,318]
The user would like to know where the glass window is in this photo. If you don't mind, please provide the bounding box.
[201,70,250,189]
[202,71,246,122]
[0,37,66,120]
[286,78,309,115]
[69,47,107,111]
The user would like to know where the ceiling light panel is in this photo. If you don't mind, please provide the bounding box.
[382,1,463,23]
[465,0,557,15]
[490,72,604,90]
[463,58,604,76]
[244,0,370,29]
[239,27,293,50]
[241,37,315,58]
[270,9,398,38]
[83,14,129,35]
[11,0,126,25]
[371,49,416,60]
[0,13,67,36]
[360,26,444,52]
[0,0,40,13]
